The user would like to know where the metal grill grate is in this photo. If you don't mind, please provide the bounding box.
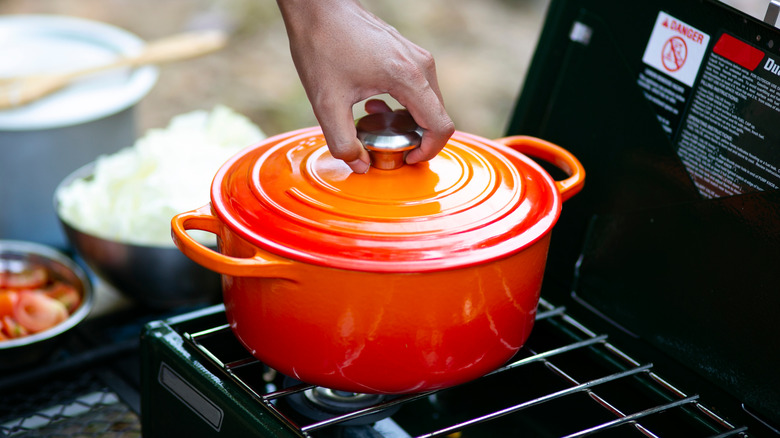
[0,372,141,438]
[183,298,750,437]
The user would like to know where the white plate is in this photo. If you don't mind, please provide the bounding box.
[0,14,158,130]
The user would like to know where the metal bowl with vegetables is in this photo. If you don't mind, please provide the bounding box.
[0,240,94,369]
[54,106,265,309]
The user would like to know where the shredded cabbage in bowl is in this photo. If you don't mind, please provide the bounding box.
[57,105,265,246]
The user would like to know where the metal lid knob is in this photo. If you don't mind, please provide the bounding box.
[356,111,422,170]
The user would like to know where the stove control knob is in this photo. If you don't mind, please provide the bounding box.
[356,111,422,170]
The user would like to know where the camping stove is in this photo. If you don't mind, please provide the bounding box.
[140,298,749,437]
[141,1,780,435]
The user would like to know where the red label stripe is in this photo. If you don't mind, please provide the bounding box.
[712,33,765,70]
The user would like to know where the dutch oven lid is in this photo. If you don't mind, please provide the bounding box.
[211,113,562,273]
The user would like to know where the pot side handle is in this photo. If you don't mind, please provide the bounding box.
[171,204,295,279]
[494,135,585,202]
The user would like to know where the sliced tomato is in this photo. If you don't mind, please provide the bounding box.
[13,290,68,333]
[44,282,82,313]
[0,291,19,318]
[0,265,48,290]
[2,315,28,339]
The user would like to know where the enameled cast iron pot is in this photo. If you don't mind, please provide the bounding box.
[171,113,585,394]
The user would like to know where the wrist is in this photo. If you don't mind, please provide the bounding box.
[277,0,363,23]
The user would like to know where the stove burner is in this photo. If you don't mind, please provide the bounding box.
[282,377,401,426]
[306,388,384,411]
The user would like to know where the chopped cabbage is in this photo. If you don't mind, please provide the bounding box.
[57,105,265,246]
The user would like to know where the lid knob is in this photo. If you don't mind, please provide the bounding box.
[356,111,422,170]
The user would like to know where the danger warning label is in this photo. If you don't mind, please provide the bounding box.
[638,12,711,138]
[638,13,780,199]
[642,12,710,87]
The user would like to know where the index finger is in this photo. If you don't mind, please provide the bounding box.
[387,57,454,164]
[313,100,371,174]
[402,90,455,165]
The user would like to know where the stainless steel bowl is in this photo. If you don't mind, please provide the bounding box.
[0,240,94,370]
[54,163,221,309]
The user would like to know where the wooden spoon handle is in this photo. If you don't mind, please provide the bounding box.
[0,30,228,109]
[62,29,229,80]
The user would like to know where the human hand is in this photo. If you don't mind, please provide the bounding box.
[276,0,454,173]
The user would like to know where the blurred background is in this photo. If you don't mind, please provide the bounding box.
[0,0,770,140]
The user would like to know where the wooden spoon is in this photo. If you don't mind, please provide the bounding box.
[0,29,228,110]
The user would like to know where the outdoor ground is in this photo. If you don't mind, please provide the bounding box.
[0,0,769,139]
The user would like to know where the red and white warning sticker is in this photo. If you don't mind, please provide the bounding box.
[642,11,710,87]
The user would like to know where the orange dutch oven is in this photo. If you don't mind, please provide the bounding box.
[171,112,585,394]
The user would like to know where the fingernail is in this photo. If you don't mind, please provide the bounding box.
[348,158,370,174]
[404,149,421,165]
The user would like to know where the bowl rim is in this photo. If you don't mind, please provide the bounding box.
[53,160,97,237]
[0,14,158,131]
[54,161,218,250]
[0,239,94,349]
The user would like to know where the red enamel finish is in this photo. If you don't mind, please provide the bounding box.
[222,231,549,394]
[171,128,585,393]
